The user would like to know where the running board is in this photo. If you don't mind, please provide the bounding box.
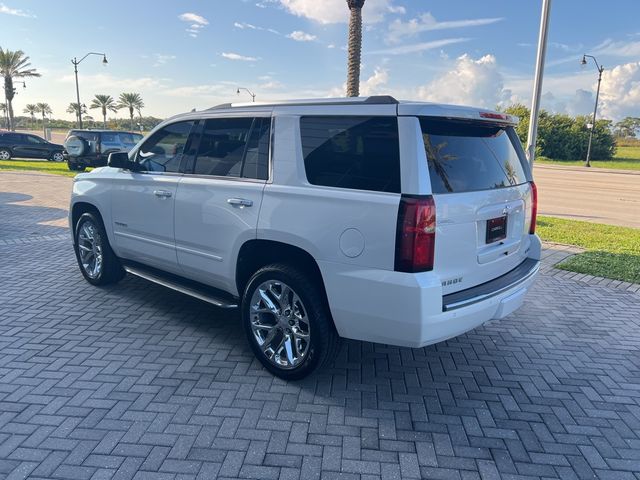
[123,264,238,309]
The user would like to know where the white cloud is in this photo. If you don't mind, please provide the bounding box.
[178,12,209,25]
[369,38,469,56]
[57,73,168,91]
[386,13,503,44]
[234,21,281,35]
[418,54,513,108]
[0,3,34,17]
[179,12,208,37]
[153,54,176,67]
[278,0,400,24]
[593,39,640,58]
[287,30,317,42]
[598,61,640,120]
[221,52,259,61]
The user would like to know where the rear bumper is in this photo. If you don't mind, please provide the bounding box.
[320,247,540,348]
[64,154,108,167]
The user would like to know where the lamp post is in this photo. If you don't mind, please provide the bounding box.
[71,52,108,128]
[581,54,604,168]
[236,87,256,102]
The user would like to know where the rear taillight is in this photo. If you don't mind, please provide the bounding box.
[529,181,538,234]
[395,195,436,273]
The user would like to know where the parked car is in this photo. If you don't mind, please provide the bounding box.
[69,96,541,379]
[0,131,65,161]
[64,129,143,171]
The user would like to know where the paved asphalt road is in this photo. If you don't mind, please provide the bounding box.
[534,164,640,228]
[0,170,639,480]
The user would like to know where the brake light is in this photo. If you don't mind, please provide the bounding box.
[479,111,509,121]
[529,181,538,234]
[395,195,436,272]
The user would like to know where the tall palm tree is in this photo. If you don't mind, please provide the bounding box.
[90,94,119,129]
[23,103,38,128]
[0,47,41,130]
[66,102,86,126]
[346,0,365,97]
[117,93,144,130]
[36,103,52,136]
[0,102,7,129]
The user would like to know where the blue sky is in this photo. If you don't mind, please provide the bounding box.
[3,0,640,121]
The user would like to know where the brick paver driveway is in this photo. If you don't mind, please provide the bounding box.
[1,171,639,480]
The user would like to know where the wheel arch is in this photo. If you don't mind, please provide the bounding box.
[71,202,102,242]
[236,239,335,329]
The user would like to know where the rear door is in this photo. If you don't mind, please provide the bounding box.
[417,117,534,294]
[174,115,270,293]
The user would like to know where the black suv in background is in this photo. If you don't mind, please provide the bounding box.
[0,131,65,161]
[64,129,143,171]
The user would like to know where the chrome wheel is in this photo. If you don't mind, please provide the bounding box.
[52,152,64,162]
[0,150,10,160]
[77,220,103,279]
[249,280,311,370]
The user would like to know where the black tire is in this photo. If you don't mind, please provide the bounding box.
[0,148,11,161]
[73,212,125,286]
[68,160,86,172]
[242,264,338,380]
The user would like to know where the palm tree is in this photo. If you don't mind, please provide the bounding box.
[0,102,7,129]
[66,102,87,126]
[90,94,119,129]
[23,103,38,128]
[117,93,144,130]
[36,103,52,137]
[346,0,365,97]
[0,47,41,130]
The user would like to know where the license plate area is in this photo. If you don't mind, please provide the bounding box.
[486,215,507,244]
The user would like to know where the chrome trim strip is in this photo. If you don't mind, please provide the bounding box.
[444,261,540,311]
[175,244,223,262]
[124,266,237,309]
[113,231,175,249]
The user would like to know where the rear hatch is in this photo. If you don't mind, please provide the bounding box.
[418,116,535,294]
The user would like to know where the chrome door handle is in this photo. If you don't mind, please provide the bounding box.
[153,190,172,198]
[227,198,253,207]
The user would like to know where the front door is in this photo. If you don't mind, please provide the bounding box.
[110,120,196,273]
[174,116,271,294]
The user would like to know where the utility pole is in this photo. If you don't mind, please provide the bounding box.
[581,54,604,167]
[525,0,552,167]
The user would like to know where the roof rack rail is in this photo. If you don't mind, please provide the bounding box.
[208,95,399,110]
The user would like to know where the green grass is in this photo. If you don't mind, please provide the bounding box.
[537,215,640,284]
[535,145,640,170]
[0,159,91,177]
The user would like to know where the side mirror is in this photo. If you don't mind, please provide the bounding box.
[108,151,136,170]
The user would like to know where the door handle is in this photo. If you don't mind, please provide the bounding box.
[227,198,253,207]
[153,190,173,198]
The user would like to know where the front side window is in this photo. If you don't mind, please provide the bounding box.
[26,135,45,144]
[192,117,269,179]
[420,118,530,194]
[300,116,401,193]
[136,121,194,173]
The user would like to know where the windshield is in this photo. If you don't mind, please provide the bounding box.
[419,117,530,194]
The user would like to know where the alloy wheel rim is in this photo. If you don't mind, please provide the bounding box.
[53,153,64,162]
[249,280,311,370]
[77,220,103,279]
[0,151,9,160]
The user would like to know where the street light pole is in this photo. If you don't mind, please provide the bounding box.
[582,54,604,168]
[525,0,552,167]
[236,87,256,102]
[71,52,108,129]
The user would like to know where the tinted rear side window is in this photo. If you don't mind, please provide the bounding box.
[301,116,401,193]
[69,131,99,142]
[420,118,529,194]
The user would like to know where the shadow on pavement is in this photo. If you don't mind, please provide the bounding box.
[0,191,69,240]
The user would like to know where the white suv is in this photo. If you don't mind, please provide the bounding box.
[69,96,541,379]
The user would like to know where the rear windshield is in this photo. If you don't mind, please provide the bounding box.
[419,118,530,194]
[69,131,98,142]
